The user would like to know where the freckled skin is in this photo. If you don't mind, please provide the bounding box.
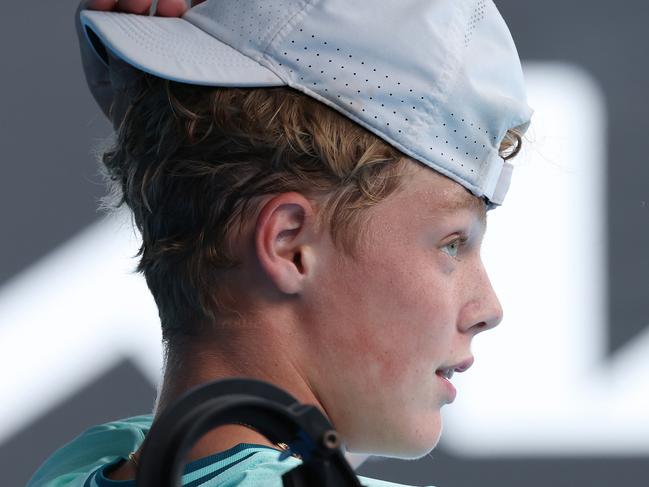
[299,161,502,459]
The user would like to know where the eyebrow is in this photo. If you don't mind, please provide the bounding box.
[437,191,487,233]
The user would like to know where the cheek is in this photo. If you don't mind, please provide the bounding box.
[334,246,455,388]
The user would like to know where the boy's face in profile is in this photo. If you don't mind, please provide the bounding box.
[295,160,502,459]
[69,0,531,475]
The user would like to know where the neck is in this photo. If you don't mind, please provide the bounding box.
[152,338,371,470]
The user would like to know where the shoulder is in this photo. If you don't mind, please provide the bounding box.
[28,418,435,487]
[175,447,434,487]
[26,414,153,487]
[177,446,302,487]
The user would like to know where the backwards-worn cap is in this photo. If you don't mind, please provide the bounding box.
[80,0,532,208]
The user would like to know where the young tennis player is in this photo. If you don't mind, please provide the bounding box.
[28,0,532,485]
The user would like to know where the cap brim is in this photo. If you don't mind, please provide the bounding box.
[80,10,285,87]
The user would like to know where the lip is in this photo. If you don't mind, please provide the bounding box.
[435,370,457,403]
[434,356,474,403]
[451,356,474,373]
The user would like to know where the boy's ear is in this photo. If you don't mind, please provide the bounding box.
[254,192,316,295]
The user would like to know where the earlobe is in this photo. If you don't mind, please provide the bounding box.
[254,193,314,295]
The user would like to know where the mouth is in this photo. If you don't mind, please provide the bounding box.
[434,356,474,402]
[436,368,455,380]
[435,356,474,378]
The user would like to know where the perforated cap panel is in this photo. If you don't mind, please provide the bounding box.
[82,0,533,207]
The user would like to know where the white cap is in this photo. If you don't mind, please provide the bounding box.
[80,0,533,208]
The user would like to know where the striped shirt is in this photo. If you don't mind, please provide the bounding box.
[28,415,433,487]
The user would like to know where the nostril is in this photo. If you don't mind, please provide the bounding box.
[473,322,488,332]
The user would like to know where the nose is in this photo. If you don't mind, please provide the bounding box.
[458,260,503,335]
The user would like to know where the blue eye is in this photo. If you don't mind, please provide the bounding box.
[441,237,466,258]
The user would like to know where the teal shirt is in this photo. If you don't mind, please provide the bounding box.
[27,415,434,487]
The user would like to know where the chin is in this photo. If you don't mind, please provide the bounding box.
[391,436,442,461]
[370,442,440,461]
[343,408,443,460]
[394,413,444,460]
[355,429,443,461]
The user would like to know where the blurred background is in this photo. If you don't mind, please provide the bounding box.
[1,1,647,486]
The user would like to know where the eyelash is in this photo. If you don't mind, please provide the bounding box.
[441,235,469,260]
